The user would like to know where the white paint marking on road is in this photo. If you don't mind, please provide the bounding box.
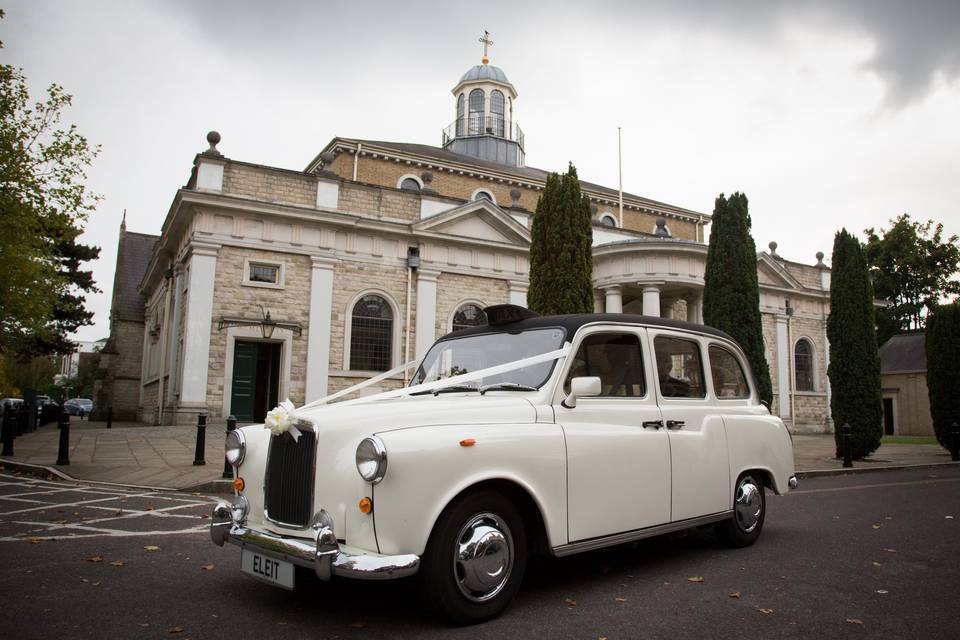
[0,492,160,516]
[0,496,52,505]
[0,524,208,542]
[790,476,960,495]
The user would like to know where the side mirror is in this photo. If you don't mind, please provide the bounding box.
[562,376,602,409]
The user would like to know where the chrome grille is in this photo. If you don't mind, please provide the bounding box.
[264,427,316,528]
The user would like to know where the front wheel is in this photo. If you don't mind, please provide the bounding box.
[715,473,765,547]
[420,491,526,625]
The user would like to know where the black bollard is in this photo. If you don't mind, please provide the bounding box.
[842,423,853,468]
[56,410,70,466]
[193,413,207,466]
[15,403,25,437]
[222,415,237,479]
[1,405,13,456]
[951,421,959,463]
[107,406,113,429]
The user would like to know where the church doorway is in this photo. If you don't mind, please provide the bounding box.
[230,341,281,423]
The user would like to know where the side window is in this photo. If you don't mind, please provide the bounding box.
[654,336,705,398]
[564,333,645,397]
[708,345,750,399]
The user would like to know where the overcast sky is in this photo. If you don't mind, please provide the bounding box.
[4,0,959,342]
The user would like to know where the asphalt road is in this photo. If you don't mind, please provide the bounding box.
[0,466,958,639]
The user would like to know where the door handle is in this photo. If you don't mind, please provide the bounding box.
[642,420,663,429]
[666,420,685,430]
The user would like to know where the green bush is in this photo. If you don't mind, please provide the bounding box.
[925,303,960,451]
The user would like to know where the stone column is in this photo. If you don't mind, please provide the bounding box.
[304,255,336,402]
[415,270,440,359]
[642,285,661,317]
[775,316,791,419]
[508,281,528,308]
[179,242,220,409]
[686,293,703,324]
[603,286,623,313]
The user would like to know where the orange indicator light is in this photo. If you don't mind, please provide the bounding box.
[359,497,373,514]
[459,438,476,447]
[233,477,245,493]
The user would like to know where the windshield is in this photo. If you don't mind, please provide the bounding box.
[411,328,567,389]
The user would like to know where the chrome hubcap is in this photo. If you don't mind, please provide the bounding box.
[454,512,513,602]
[734,478,762,533]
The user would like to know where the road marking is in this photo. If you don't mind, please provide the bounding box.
[1,523,208,542]
[791,476,960,495]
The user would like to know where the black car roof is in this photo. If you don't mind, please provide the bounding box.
[440,312,737,344]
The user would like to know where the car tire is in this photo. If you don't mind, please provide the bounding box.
[420,490,526,625]
[715,473,765,547]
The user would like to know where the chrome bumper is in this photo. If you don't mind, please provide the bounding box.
[210,499,419,581]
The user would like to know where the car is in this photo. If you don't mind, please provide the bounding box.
[0,398,23,412]
[210,305,797,624]
[63,398,94,416]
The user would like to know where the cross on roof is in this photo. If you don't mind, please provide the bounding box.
[479,30,493,62]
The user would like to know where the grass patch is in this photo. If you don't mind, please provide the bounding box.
[881,435,939,445]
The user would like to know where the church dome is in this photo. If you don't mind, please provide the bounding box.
[457,64,514,88]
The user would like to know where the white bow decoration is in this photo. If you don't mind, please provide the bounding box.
[264,399,302,442]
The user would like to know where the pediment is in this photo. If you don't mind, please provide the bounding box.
[756,254,803,289]
[413,200,530,247]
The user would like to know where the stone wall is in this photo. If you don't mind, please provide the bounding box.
[222,163,316,207]
[94,319,146,422]
[435,273,509,337]
[337,182,420,222]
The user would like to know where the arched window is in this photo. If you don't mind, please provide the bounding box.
[350,294,393,372]
[490,90,505,137]
[456,93,465,136]
[399,177,421,192]
[599,214,617,228]
[472,189,495,203]
[452,303,487,331]
[794,338,814,391]
[468,89,484,135]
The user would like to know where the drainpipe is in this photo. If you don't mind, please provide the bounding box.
[786,300,795,429]
[404,247,420,384]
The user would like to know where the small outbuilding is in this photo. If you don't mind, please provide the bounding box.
[879,333,933,436]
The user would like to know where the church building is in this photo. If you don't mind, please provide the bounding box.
[97,44,834,433]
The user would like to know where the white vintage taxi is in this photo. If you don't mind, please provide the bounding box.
[211,305,797,624]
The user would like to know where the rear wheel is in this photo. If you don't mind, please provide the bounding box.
[715,473,765,547]
[420,491,526,625]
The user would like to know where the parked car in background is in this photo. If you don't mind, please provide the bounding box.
[1,398,23,411]
[64,398,94,416]
[211,305,797,624]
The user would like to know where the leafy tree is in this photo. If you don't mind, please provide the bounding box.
[828,229,883,458]
[527,163,593,315]
[925,303,960,452]
[864,214,960,346]
[702,192,773,407]
[0,32,101,359]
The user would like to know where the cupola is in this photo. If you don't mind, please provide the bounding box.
[442,31,525,167]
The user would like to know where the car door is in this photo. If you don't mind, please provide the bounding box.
[557,326,672,542]
[650,330,731,522]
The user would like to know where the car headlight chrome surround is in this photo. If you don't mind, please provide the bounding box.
[356,436,387,484]
[225,429,246,467]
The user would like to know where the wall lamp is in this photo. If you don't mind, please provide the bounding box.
[218,305,302,339]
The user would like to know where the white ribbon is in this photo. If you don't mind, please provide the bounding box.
[264,399,303,441]
[291,344,571,415]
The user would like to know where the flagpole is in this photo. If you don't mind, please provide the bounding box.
[618,127,624,228]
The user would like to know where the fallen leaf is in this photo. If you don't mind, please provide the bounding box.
[111,560,126,567]
[599,637,608,640]
[92,581,100,586]
[200,514,209,519]
[350,621,367,629]
[846,618,864,625]
[946,516,954,520]
[143,545,160,552]
[687,576,705,583]
[80,578,89,583]
[876,589,888,594]
[168,626,184,634]
[871,524,882,529]
[138,623,149,628]
[115,510,123,516]
[201,564,214,571]
[146,505,155,511]
[759,608,774,614]
[729,592,741,598]
[25,537,42,544]
[564,598,578,606]
[872,562,881,567]
[615,597,627,603]
[883,548,897,553]
[85,555,104,563]
[884,516,893,520]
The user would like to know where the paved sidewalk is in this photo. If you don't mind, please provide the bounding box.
[0,420,956,491]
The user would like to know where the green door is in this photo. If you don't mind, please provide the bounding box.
[231,342,258,422]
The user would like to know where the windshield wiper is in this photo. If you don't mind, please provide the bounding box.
[479,383,537,394]
[432,384,480,396]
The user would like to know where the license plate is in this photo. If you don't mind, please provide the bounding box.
[241,548,295,590]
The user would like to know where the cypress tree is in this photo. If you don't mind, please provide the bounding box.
[925,303,960,451]
[827,229,883,458]
[527,163,594,316]
[702,192,773,407]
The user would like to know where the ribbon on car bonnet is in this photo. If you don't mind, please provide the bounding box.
[292,343,572,415]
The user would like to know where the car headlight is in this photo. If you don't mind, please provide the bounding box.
[225,429,246,467]
[356,436,387,484]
